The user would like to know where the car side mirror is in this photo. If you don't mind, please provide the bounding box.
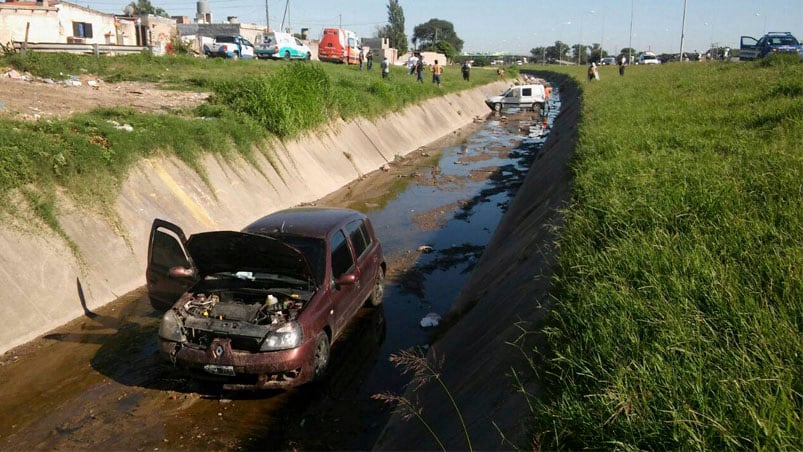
[169,266,196,280]
[334,273,357,287]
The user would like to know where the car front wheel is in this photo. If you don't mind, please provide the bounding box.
[312,332,330,380]
[284,51,291,61]
[232,52,239,60]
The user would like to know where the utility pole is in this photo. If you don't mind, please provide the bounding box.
[628,0,634,63]
[679,0,688,62]
[280,0,289,32]
[265,0,270,31]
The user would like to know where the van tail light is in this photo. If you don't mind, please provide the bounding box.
[274,45,279,52]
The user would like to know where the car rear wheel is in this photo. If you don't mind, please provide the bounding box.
[368,268,385,306]
[284,51,291,61]
[312,332,330,381]
[232,52,239,60]
[305,52,311,61]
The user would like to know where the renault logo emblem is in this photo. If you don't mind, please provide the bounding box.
[214,344,225,358]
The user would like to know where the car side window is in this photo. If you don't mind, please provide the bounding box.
[330,230,354,279]
[345,220,369,258]
[522,88,532,97]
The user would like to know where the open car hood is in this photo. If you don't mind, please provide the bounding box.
[186,231,314,285]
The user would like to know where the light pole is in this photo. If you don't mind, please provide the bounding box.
[628,0,634,63]
[679,0,688,61]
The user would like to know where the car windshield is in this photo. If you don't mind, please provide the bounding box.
[269,235,326,286]
[216,36,236,43]
[770,37,799,45]
[207,271,308,286]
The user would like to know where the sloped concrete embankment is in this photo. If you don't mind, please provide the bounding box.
[0,81,507,356]
[375,72,580,450]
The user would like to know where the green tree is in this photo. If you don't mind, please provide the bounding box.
[435,40,455,61]
[384,0,408,55]
[530,46,548,63]
[572,43,590,64]
[546,40,570,61]
[124,0,168,17]
[412,19,463,53]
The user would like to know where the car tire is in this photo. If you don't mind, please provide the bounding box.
[305,52,311,61]
[232,52,239,60]
[312,332,330,381]
[493,102,502,113]
[284,51,291,61]
[368,268,385,306]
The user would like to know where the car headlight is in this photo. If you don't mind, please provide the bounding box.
[159,309,186,343]
[260,321,302,351]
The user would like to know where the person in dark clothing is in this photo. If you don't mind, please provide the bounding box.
[618,55,626,76]
[415,55,424,83]
[366,50,373,70]
[461,61,471,81]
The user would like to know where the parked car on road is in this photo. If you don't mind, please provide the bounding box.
[485,83,546,112]
[637,52,661,64]
[203,35,254,59]
[740,32,803,60]
[147,207,386,390]
[255,31,312,60]
[600,56,616,65]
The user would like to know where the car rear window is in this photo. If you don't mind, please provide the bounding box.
[216,36,236,43]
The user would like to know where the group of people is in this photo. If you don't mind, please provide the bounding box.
[361,51,476,86]
[588,55,629,81]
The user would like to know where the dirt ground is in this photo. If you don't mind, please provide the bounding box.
[0,68,209,120]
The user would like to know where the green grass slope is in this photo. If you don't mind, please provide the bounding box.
[533,57,802,449]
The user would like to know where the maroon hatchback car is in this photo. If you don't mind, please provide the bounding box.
[146,207,385,390]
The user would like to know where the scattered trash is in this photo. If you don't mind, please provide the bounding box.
[87,80,99,88]
[106,120,134,132]
[381,163,391,172]
[5,70,22,80]
[417,245,433,253]
[419,312,441,328]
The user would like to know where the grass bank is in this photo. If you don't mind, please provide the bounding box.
[0,52,512,214]
[530,57,801,449]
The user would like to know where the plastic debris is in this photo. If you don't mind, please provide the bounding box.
[420,312,441,328]
[417,245,433,253]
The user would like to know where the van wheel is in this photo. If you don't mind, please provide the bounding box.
[305,52,311,61]
[284,51,291,61]
[312,332,330,381]
[231,52,239,60]
[493,102,502,113]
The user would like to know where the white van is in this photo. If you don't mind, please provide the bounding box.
[637,52,661,64]
[255,31,311,60]
[485,84,546,112]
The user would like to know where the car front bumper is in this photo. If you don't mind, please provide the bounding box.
[160,335,317,389]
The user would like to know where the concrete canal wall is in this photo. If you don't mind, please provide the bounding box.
[0,81,506,356]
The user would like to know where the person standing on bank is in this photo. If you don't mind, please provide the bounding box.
[461,60,471,81]
[431,59,443,86]
[358,49,364,70]
[415,55,424,83]
[366,50,373,70]
[618,55,626,76]
[381,56,390,79]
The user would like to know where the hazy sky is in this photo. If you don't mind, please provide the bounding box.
[84,0,803,54]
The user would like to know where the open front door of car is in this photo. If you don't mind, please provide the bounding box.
[146,219,198,311]
[740,36,759,60]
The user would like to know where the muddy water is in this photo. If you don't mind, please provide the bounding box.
[0,89,560,450]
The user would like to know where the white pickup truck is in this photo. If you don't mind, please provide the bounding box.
[203,35,255,60]
[485,83,546,112]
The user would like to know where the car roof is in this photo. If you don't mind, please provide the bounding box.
[243,207,366,239]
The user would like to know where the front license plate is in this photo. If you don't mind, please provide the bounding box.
[204,364,235,376]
